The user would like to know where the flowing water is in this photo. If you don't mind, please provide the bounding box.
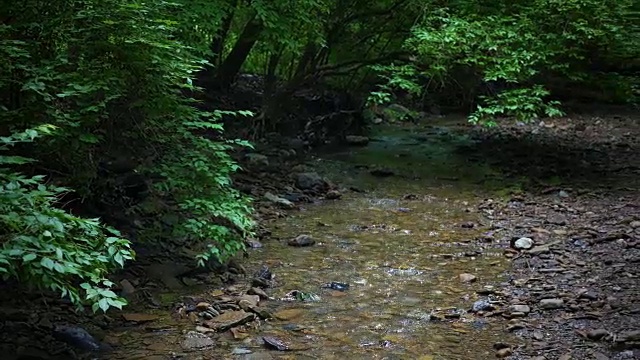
[105,118,519,360]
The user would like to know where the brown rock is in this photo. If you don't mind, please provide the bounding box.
[238,295,260,307]
[248,287,270,299]
[203,310,255,331]
[273,308,304,321]
[196,302,211,311]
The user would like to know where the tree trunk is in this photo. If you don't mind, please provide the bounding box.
[215,16,264,89]
[264,49,282,97]
[293,41,317,79]
[209,0,238,68]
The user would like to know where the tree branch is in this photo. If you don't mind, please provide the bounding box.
[313,51,412,76]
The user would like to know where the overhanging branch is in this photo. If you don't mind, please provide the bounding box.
[313,51,412,77]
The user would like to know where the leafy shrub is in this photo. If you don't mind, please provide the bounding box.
[371,0,638,123]
[0,0,255,310]
[0,127,134,312]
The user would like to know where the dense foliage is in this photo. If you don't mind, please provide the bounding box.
[0,0,254,310]
[1,0,636,310]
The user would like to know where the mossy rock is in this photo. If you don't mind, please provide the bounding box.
[381,104,417,122]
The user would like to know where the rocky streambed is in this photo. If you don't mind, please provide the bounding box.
[1,113,639,360]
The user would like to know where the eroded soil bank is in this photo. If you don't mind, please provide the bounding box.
[1,112,639,360]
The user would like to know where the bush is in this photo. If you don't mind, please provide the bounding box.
[0,127,134,312]
[0,0,254,310]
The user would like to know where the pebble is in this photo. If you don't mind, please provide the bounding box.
[509,304,531,314]
[578,290,599,301]
[287,234,315,247]
[528,245,550,255]
[495,347,513,358]
[539,298,564,309]
[459,273,477,283]
[587,328,609,340]
[196,302,211,311]
[232,347,253,355]
[472,299,494,312]
[513,237,534,250]
[507,323,526,332]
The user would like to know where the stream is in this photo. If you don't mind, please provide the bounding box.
[105,118,520,360]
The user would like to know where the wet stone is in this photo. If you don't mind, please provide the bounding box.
[238,295,260,307]
[232,347,253,355]
[507,323,526,332]
[470,319,488,330]
[245,239,264,248]
[471,299,494,312]
[248,287,269,299]
[273,309,304,321]
[264,192,295,209]
[459,273,477,283]
[320,282,349,291]
[203,310,255,332]
[181,331,215,351]
[262,336,289,351]
[496,347,513,358]
[52,324,103,352]
[287,234,315,247]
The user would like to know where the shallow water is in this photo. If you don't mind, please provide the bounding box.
[105,119,517,360]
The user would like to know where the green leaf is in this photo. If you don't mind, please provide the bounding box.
[98,298,110,312]
[82,283,95,292]
[22,253,37,262]
[41,258,55,270]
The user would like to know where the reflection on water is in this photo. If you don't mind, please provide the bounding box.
[105,121,516,360]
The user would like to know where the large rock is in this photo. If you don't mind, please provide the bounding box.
[295,172,326,190]
[382,104,415,122]
[244,153,269,168]
[264,192,295,209]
